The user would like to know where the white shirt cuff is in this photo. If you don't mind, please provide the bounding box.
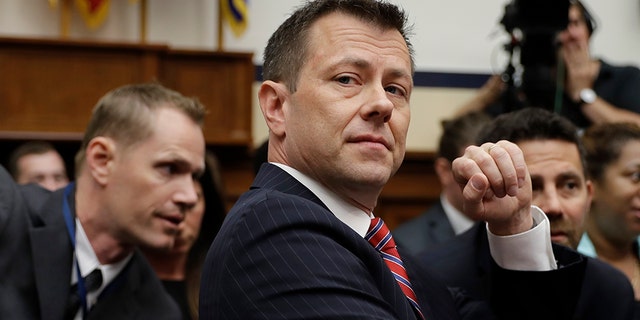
[487,206,557,271]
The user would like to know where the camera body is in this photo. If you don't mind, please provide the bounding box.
[501,0,570,67]
[499,0,570,109]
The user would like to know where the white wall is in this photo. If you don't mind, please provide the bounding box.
[1,0,639,150]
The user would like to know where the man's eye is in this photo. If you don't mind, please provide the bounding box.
[159,164,177,175]
[565,182,578,190]
[385,86,398,94]
[336,76,353,84]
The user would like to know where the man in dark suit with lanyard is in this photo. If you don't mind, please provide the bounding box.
[199,0,617,319]
[0,83,204,319]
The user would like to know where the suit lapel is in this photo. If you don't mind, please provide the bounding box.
[426,201,456,243]
[88,255,139,319]
[29,190,74,320]
[256,164,420,319]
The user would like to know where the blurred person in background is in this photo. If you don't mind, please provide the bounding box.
[393,111,492,255]
[455,0,640,128]
[8,140,69,191]
[579,122,640,303]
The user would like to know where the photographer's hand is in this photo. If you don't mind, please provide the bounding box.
[561,43,596,102]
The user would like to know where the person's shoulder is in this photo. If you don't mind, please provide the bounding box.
[576,255,636,318]
[19,183,53,211]
[415,223,486,272]
[583,255,635,291]
[599,59,640,77]
[124,252,182,318]
[393,210,431,237]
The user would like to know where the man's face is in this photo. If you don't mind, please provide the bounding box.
[17,150,69,191]
[520,139,593,249]
[590,140,640,241]
[104,107,205,250]
[172,181,206,254]
[558,5,590,48]
[281,12,412,209]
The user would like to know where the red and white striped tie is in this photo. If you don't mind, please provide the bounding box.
[366,217,425,320]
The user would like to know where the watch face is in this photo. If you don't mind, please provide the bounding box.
[580,89,596,104]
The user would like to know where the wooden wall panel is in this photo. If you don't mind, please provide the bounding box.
[162,50,254,146]
[0,38,166,134]
[0,37,253,147]
[377,152,441,230]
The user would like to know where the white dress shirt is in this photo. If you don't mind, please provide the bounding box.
[72,218,132,319]
[440,194,475,235]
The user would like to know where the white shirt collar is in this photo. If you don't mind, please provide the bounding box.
[271,163,373,237]
[74,218,132,307]
[441,194,475,235]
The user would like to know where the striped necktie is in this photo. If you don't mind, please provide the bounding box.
[366,217,425,320]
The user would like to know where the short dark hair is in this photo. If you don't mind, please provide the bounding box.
[8,141,59,180]
[263,0,414,92]
[75,83,206,172]
[582,122,640,182]
[438,111,492,162]
[571,0,597,36]
[477,108,587,177]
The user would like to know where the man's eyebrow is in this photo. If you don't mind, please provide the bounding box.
[330,57,411,81]
[556,171,583,181]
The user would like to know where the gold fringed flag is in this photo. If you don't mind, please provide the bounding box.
[75,0,110,29]
[220,0,248,38]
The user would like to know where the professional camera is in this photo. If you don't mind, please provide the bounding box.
[499,0,570,110]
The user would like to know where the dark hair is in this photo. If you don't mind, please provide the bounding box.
[185,152,227,318]
[438,111,492,162]
[582,122,640,182]
[8,141,60,179]
[76,83,206,172]
[572,0,597,36]
[263,0,414,92]
[477,108,587,177]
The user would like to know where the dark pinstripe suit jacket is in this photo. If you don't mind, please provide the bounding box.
[199,163,461,319]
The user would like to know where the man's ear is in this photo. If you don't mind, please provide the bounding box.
[85,137,116,186]
[434,157,453,185]
[258,80,289,137]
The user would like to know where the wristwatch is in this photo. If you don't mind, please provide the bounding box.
[579,88,597,104]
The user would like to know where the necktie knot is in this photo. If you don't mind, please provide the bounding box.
[366,217,397,253]
[366,217,425,320]
[85,268,103,292]
[65,268,103,319]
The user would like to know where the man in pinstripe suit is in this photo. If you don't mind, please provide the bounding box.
[200,1,591,319]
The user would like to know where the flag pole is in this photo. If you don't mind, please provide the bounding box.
[139,0,147,43]
[217,0,224,51]
[60,0,72,38]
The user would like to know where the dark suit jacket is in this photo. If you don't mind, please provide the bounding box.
[200,164,598,319]
[418,223,636,320]
[0,166,180,320]
[393,199,455,255]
